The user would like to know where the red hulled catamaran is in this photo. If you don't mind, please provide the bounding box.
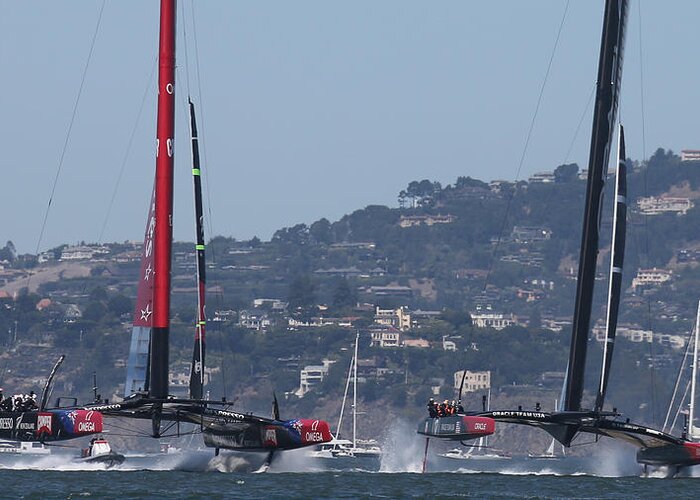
[91,0,331,465]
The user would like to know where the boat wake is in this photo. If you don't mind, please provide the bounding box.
[378,419,425,473]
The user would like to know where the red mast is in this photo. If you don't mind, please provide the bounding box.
[150,0,176,400]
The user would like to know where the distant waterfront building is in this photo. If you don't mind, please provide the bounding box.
[637,196,693,215]
[363,284,413,298]
[369,324,402,348]
[632,268,672,290]
[453,370,491,392]
[238,310,272,331]
[681,150,700,162]
[374,306,411,331]
[471,311,517,330]
[296,359,335,397]
[528,172,555,184]
[511,226,552,243]
[399,214,456,228]
[60,246,94,261]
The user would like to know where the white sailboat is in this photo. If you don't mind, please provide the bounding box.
[664,301,700,441]
[310,333,382,459]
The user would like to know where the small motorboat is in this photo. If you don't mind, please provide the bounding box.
[77,437,125,467]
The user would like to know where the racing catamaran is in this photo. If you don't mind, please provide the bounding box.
[476,0,700,468]
[90,0,331,463]
[0,356,103,444]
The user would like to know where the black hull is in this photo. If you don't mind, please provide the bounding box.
[78,452,125,468]
[417,415,495,440]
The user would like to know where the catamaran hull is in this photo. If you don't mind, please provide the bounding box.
[0,410,103,442]
[637,442,700,467]
[202,418,332,451]
[416,415,495,440]
[76,452,125,468]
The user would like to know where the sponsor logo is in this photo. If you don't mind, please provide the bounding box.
[78,421,96,432]
[474,422,488,431]
[37,414,52,435]
[304,432,325,442]
[0,418,13,430]
[216,410,246,421]
[302,420,327,442]
[492,411,546,419]
[88,404,122,412]
[17,422,35,430]
[290,419,303,435]
[264,428,277,446]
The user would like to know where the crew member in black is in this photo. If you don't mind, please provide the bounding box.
[427,398,437,418]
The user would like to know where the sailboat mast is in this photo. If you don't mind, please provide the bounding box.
[150,0,177,400]
[188,100,206,400]
[595,124,627,412]
[565,0,628,412]
[336,354,354,441]
[690,301,700,439]
[353,332,359,449]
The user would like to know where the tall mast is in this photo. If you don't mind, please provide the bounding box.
[336,354,354,442]
[352,331,359,450]
[565,0,628,412]
[188,100,206,400]
[150,0,176,400]
[690,301,700,440]
[595,124,627,412]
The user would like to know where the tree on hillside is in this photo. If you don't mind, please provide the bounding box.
[402,179,442,208]
[0,241,16,262]
[309,218,332,245]
[288,275,317,312]
[108,294,132,317]
[554,163,579,183]
[332,277,357,310]
[454,176,488,190]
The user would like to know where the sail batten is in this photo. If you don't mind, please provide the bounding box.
[188,100,206,400]
[565,0,628,412]
[595,124,627,412]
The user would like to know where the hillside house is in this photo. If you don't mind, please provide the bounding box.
[637,196,693,215]
[374,306,411,331]
[453,370,491,392]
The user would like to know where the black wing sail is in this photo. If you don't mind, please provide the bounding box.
[188,100,207,400]
[595,124,627,412]
[565,0,628,412]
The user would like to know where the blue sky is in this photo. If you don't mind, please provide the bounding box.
[1,1,699,253]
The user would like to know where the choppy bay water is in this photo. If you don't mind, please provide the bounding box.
[1,468,699,499]
[1,449,699,499]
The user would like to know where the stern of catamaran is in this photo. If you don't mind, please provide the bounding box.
[637,442,700,468]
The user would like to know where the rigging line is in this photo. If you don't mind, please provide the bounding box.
[190,0,217,257]
[669,380,691,437]
[563,83,597,165]
[662,321,695,432]
[34,0,106,256]
[180,0,193,98]
[98,55,158,244]
[482,0,570,290]
[635,0,657,428]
